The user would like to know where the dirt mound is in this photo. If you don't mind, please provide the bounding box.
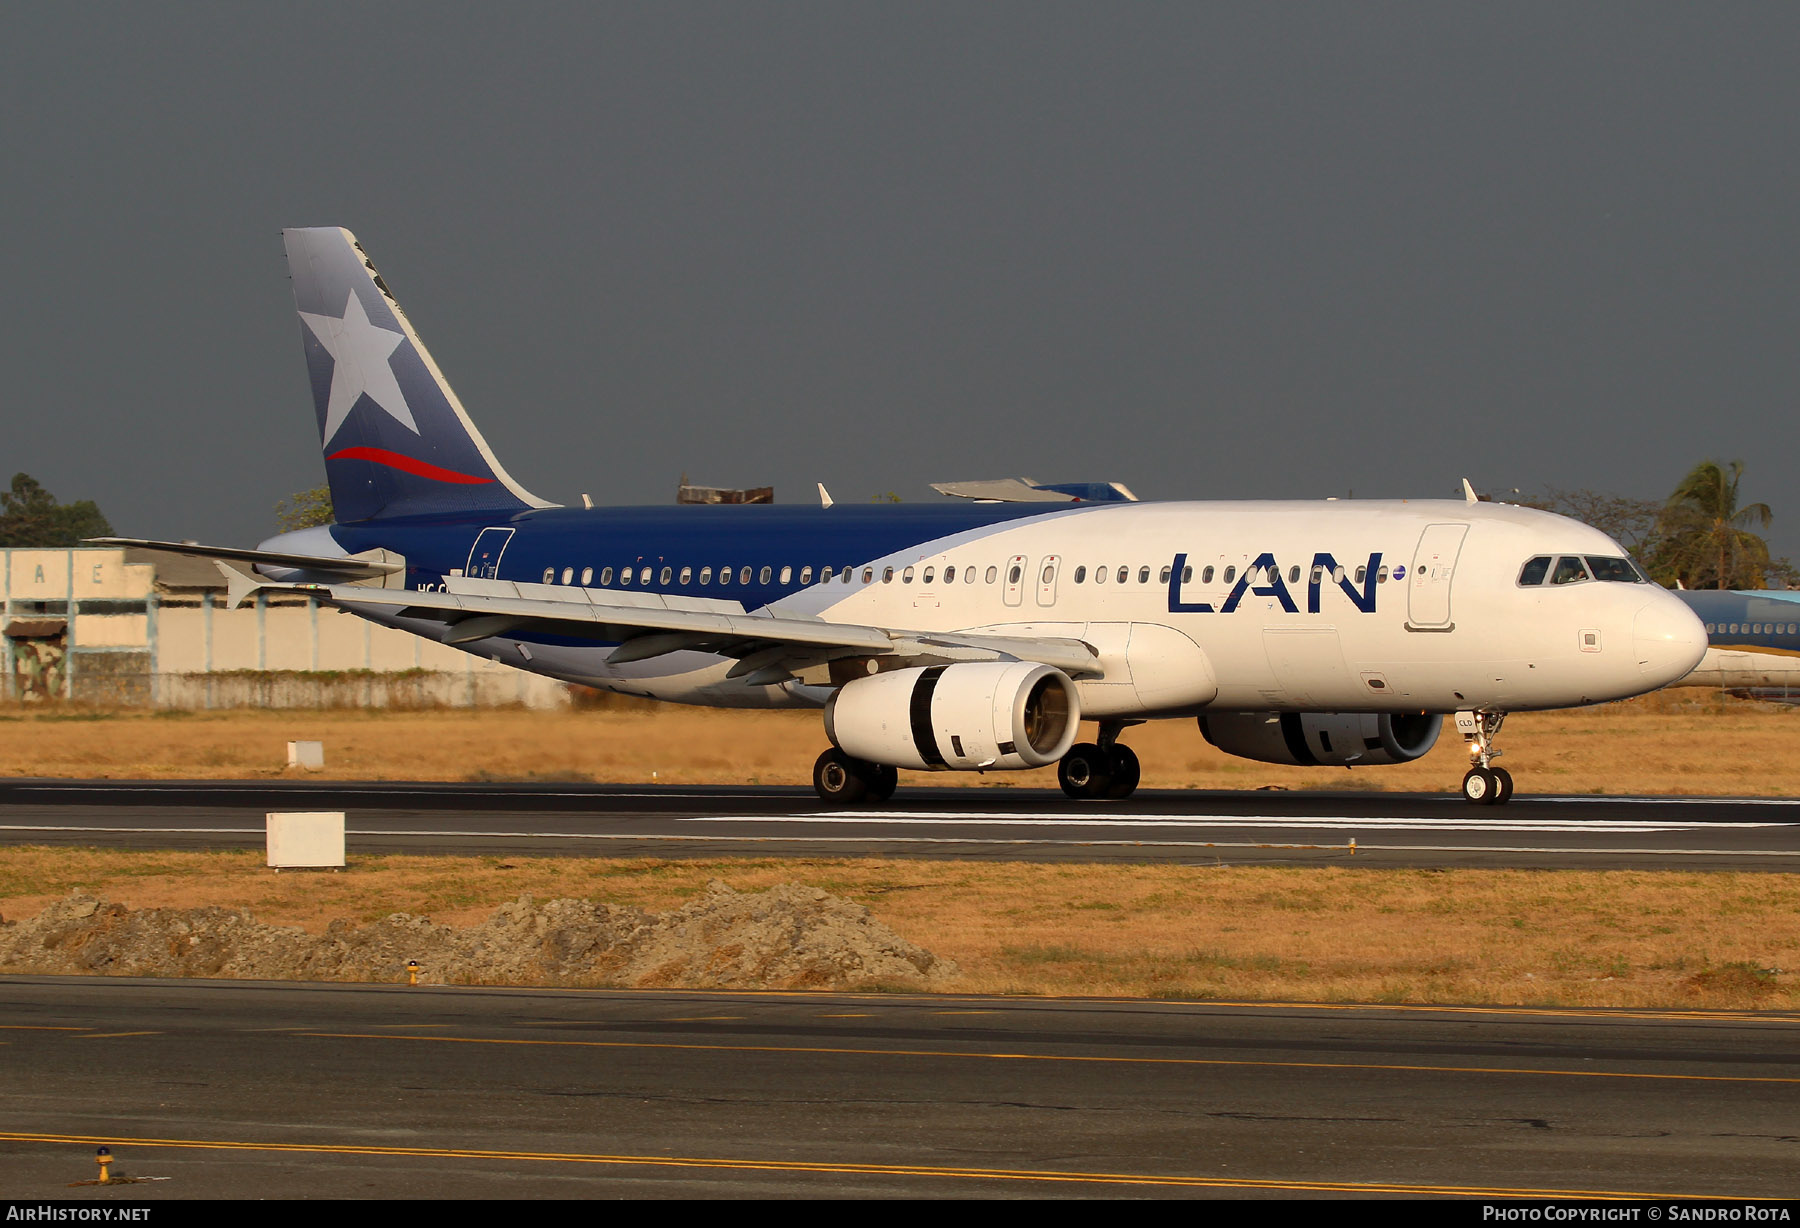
[0,881,953,990]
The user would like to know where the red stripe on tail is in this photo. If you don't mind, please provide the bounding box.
[327,447,495,485]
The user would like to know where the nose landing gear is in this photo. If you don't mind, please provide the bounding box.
[1456,709,1514,805]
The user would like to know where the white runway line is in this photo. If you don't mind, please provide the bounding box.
[682,813,1788,833]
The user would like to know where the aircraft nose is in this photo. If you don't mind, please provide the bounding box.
[1633,594,1708,685]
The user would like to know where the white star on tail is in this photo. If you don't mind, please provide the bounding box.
[299,292,419,442]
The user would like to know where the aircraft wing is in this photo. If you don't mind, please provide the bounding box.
[259,580,1103,682]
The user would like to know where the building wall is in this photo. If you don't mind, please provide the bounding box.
[2,548,568,709]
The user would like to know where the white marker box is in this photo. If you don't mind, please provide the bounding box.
[266,812,346,870]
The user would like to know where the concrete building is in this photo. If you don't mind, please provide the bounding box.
[1,547,567,708]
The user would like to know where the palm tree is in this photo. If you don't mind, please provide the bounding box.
[1651,460,1773,590]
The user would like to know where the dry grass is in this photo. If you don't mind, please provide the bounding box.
[2,687,1798,795]
[1,850,1794,1010]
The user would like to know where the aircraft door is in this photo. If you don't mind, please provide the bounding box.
[466,528,515,580]
[1035,555,1061,606]
[1003,555,1028,607]
[1407,523,1468,630]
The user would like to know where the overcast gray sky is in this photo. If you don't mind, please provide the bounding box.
[4,4,1797,558]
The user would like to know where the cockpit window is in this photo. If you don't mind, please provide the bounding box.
[1518,556,1551,586]
[1586,556,1642,583]
[1550,556,1590,585]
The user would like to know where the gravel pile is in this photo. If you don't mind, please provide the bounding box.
[0,880,953,990]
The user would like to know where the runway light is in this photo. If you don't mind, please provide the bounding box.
[407,960,421,986]
[96,1146,112,1184]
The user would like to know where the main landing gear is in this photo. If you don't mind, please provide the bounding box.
[1456,709,1514,806]
[1056,721,1142,800]
[812,748,897,805]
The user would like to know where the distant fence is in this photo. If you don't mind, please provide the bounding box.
[153,670,570,711]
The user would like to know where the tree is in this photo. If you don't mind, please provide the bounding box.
[1516,487,1663,555]
[1646,460,1773,590]
[0,473,112,547]
[275,485,335,532]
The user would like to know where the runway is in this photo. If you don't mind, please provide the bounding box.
[3,779,1800,868]
[4,976,1796,1200]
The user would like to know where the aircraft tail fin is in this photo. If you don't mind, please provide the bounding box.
[283,227,555,523]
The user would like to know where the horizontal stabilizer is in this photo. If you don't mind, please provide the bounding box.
[89,538,403,580]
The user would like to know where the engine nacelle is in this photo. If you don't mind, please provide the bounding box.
[825,662,1081,771]
[1198,711,1442,767]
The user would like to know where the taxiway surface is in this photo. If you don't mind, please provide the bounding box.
[4,976,1795,1199]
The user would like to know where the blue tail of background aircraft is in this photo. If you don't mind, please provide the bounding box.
[284,227,554,524]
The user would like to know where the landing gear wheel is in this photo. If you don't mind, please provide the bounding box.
[1104,744,1141,799]
[1490,766,1514,806]
[1461,766,1498,805]
[814,748,870,804]
[1058,742,1114,800]
[868,763,899,803]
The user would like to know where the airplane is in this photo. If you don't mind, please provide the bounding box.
[1669,589,1800,695]
[98,227,1709,807]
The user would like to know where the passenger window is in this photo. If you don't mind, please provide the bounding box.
[759,566,772,584]
[1224,566,1236,583]
[903,566,914,583]
[640,566,652,585]
[1202,566,1213,583]
[922,567,934,584]
[1376,566,1388,583]
[1074,566,1087,584]
[679,566,692,585]
[739,566,751,585]
[1116,566,1128,584]
[580,567,593,586]
[1551,557,1589,585]
[780,565,792,584]
[800,566,813,584]
[883,567,894,583]
[1288,565,1300,583]
[1008,564,1022,584]
[659,566,671,585]
[600,567,613,585]
[1354,566,1366,584]
[863,568,875,584]
[1159,565,1171,583]
[1095,566,1107,584]
[699,566,712,585]
[718,567,731,586]
[1518,556,1551,586]
[1183,565,1193,583]
[1333,566,1346,583]
[1139,566,1150,584]
[1310,566,1323,584]
[560,567,573,585]
[986,566,998,583]
[1042,564,1055,584]
[819,566,832,582]
[620,568,633,587]
[944,566,956,583]
[542,568,554,584]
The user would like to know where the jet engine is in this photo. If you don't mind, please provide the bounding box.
[825,662,1081,771]
[1197,711,1442,767]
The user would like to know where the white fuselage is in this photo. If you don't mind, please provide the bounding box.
[351,499,1707,718]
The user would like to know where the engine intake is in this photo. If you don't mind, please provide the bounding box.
[1198,711,1442,767]
[825,662,1081,771]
